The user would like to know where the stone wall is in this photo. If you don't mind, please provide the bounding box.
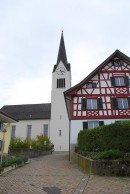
[71,152,130,176]
[10,149,52,158]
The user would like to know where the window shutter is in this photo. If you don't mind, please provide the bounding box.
[81,98,87,110]
[110,77,115,86]
[112,97,118,109]
[97,98,103,109]
[92,82,97,88]
[83,122,88,130]
[128,97,130,108]
[124,76,129,86]
[99,121,104,126]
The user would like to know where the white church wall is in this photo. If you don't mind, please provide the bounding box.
[11,119,50,140]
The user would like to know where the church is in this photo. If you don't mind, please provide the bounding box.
[2,33,130,153]
[2,32,71,152]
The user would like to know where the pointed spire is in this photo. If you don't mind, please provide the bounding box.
[57,31,68,65]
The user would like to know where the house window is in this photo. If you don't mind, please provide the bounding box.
[11,125,16,139]
[117,98,129,109]
[88,121,99,128]
[113,59,124,66]
[115,77,125,86]
[26,125,32,139]
[87,99,97,109]
[59,129,61,136]
[83,121,104,129]
[112,97,129,109]
[86,82,97,88]
[57,78,65,88]
[43,124,48,137]
[82,98,103,110]
[110,76,129,86]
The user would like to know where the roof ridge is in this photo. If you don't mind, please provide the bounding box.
[2,103,51,107]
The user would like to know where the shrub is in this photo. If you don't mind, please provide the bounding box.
[31,134,54,151]
[0,166,4,173]
[2,156,15,167]
[78,121,130,152]
[10,135,54,152]
[14,156,24,165]
[1,155,28,167]
[10,138,30,149]
[92,150,125,160]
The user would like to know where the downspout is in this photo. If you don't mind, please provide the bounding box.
[64,96,71,161]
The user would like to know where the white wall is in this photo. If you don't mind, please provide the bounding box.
[11,119,50,139]
[50,61,71,151]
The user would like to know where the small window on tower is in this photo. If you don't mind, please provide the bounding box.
[57,78,65,88]
[59,130,62,136]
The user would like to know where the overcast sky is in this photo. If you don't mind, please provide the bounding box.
[0,0,130,107]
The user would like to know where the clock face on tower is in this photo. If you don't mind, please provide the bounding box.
[56,67,66,75]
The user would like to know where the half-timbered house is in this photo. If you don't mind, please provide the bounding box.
[64,50,130,150]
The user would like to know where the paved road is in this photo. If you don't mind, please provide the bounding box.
[0,152,130,194]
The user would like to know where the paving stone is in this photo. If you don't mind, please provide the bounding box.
[0,153,129,194]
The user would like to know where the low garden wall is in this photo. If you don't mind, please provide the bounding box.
[71,152,130,176]
[10,149,52,158]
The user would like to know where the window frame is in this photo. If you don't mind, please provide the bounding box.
[112,97,130,109]
[117,98,129,109]
[113,59,124,66]
[43,124,48,137]
[110,76,129,87]
[11,125,16,139]
[59,129,62,136]
[57,78,65,88]
[87,99,97,110]
[26,125,32,139]
[83,121,104,130]
[82,98,103,110]
[86,82,97,88]
[114,77,125,86]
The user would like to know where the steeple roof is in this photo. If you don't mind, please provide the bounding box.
[53,32,70,72]
[57,31,68,65]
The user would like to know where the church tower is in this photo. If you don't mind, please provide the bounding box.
[50,32,71,151]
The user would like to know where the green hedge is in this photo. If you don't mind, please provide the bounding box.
[78,121,130,152]
[92,150,125,160]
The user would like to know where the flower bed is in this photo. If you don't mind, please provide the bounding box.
[0,155,29,174]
